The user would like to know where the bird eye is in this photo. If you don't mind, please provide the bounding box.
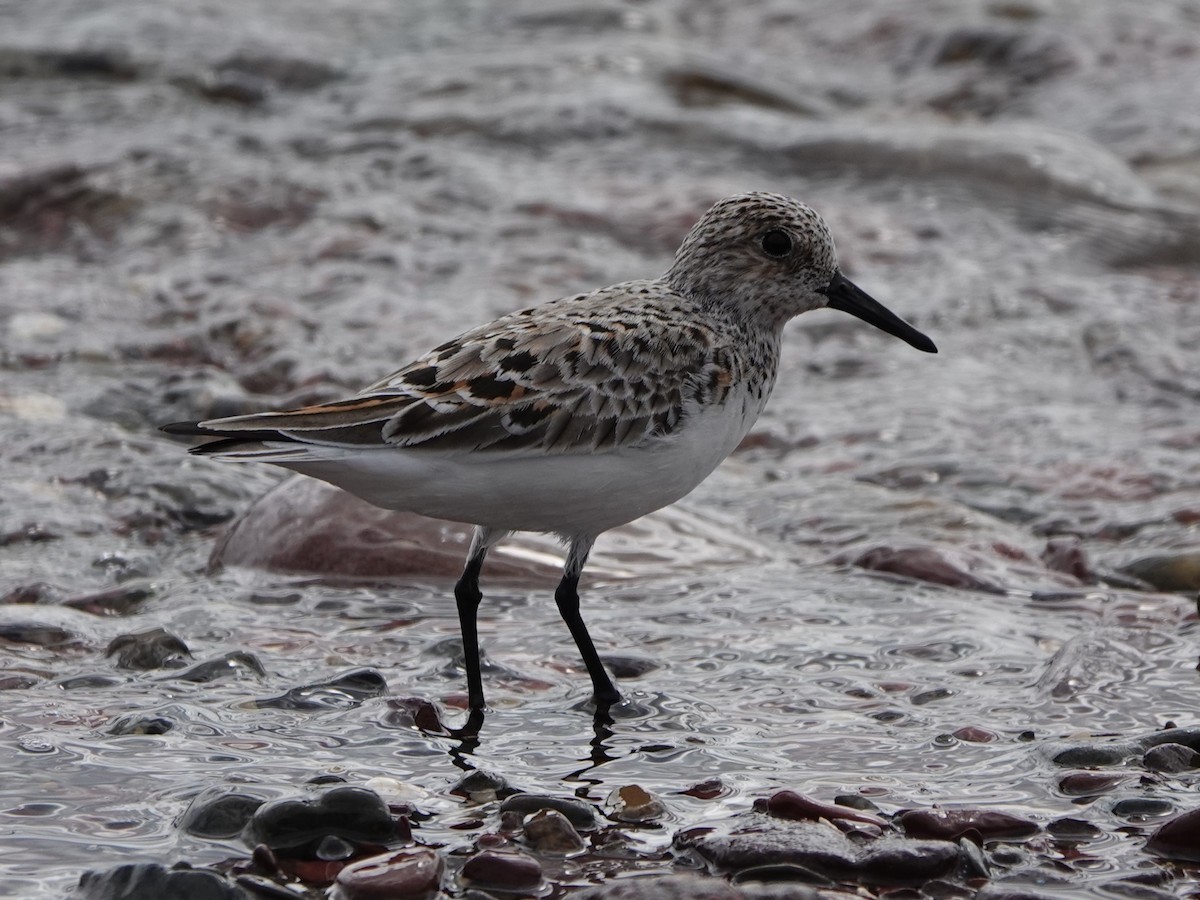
[760,229,792,258]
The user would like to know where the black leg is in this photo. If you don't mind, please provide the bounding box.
[554,567,620,705]
[454,530,491,711]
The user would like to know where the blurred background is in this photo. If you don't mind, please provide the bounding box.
[3,1,1200,897]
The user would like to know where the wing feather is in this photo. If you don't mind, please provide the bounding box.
[194,281,735,457]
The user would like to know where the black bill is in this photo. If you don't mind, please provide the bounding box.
[822,271,937,354]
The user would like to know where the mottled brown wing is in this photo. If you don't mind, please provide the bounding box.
[199,284,734,456]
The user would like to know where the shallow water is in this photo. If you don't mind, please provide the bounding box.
[3,0,1200,896]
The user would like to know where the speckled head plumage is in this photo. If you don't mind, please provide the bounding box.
[664,192,840,325]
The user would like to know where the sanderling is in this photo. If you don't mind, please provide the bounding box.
[165,192,936,713]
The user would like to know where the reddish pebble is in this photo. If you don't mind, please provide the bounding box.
[764,790,886,827]
[1147,808,1200,863]
[1057,772,1128,796]
[952,726,998,743]
[1041,536,1094,582]
[679,778,726,800]
[898,808,1038,841]
[334,847,443,900]
[460,849,543,892]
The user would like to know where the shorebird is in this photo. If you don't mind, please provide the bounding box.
[164,192,936,712]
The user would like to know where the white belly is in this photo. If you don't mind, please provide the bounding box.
[275,395,759,536]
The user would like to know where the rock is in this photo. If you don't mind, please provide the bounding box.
[837,544,1003,593]
[62,582,155,616]
[1119,552,1200,592]
[1143,743,1200,773]
[678,815,959,884]
[106,628,190,669]
[731,863,832,887]
[762,790,886,827]
[1057,772,1128,796]
[897,808,1039,841]
[1041,536,1093,582]
[251,668,387,710]
[333,847,443,900]
[499,794,599,830]
[1111,799,1174,820]
[523,809,586,854]
[179,787,269,839]
[210,478,555,581]
[460,849,542,893]
[572,873,745,898]
[451,769,517,803]
[951,726,999,743]
[108,714,173,735]
[192,70,271,106]
[245,786,399,853]
[0,622,82,649]
[1146,808,1200,863]
[172,652,266,683]
[0,46,139,80]
[681,778,726,800]
[76,862,243,899]
[215,53,343,90]
[1047,818,1102,840]
[0,162,137,257]
[1052,727,1200,768]
[381,697,450,734]
[609,784,667,824]
[600,655,660,679]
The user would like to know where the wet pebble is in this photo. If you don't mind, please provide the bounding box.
[1046,818,1102,840]
[459,849,543,893]
[76,862,241,900]
[681,778,727,800]
[0,622,82,649]
[1146,807,1200,863]
[499,793,599,830]
[731,862,832,887]
[211,478,556,582]
[215,52,343,90]
[609,784,667,824]
[333,847,443,900]
[679,815,959,884]
[245,786,399,853]
[1040,536,1094,582]
[191,70,271,106]
[1052,727,1200,768]
[572,873,747,898]
[1057,771,1128,796]
[172,651,266,683]
[451,768,517,803]
[1142,742,1200,773]
[108,713,173,735]
[838,544,1002,593]
[179,787,269,839]
[1118,552,1200,592]
[599,655,660,679]
[62,582,155,616]
[383,696,451,734]
[951,726,998,743]
[252,667,387,710]
[762,790,886,827]
[523,808,586,854]
[897,808,1039,841]
[106,628,190,670]
[1111,798,1174,821]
